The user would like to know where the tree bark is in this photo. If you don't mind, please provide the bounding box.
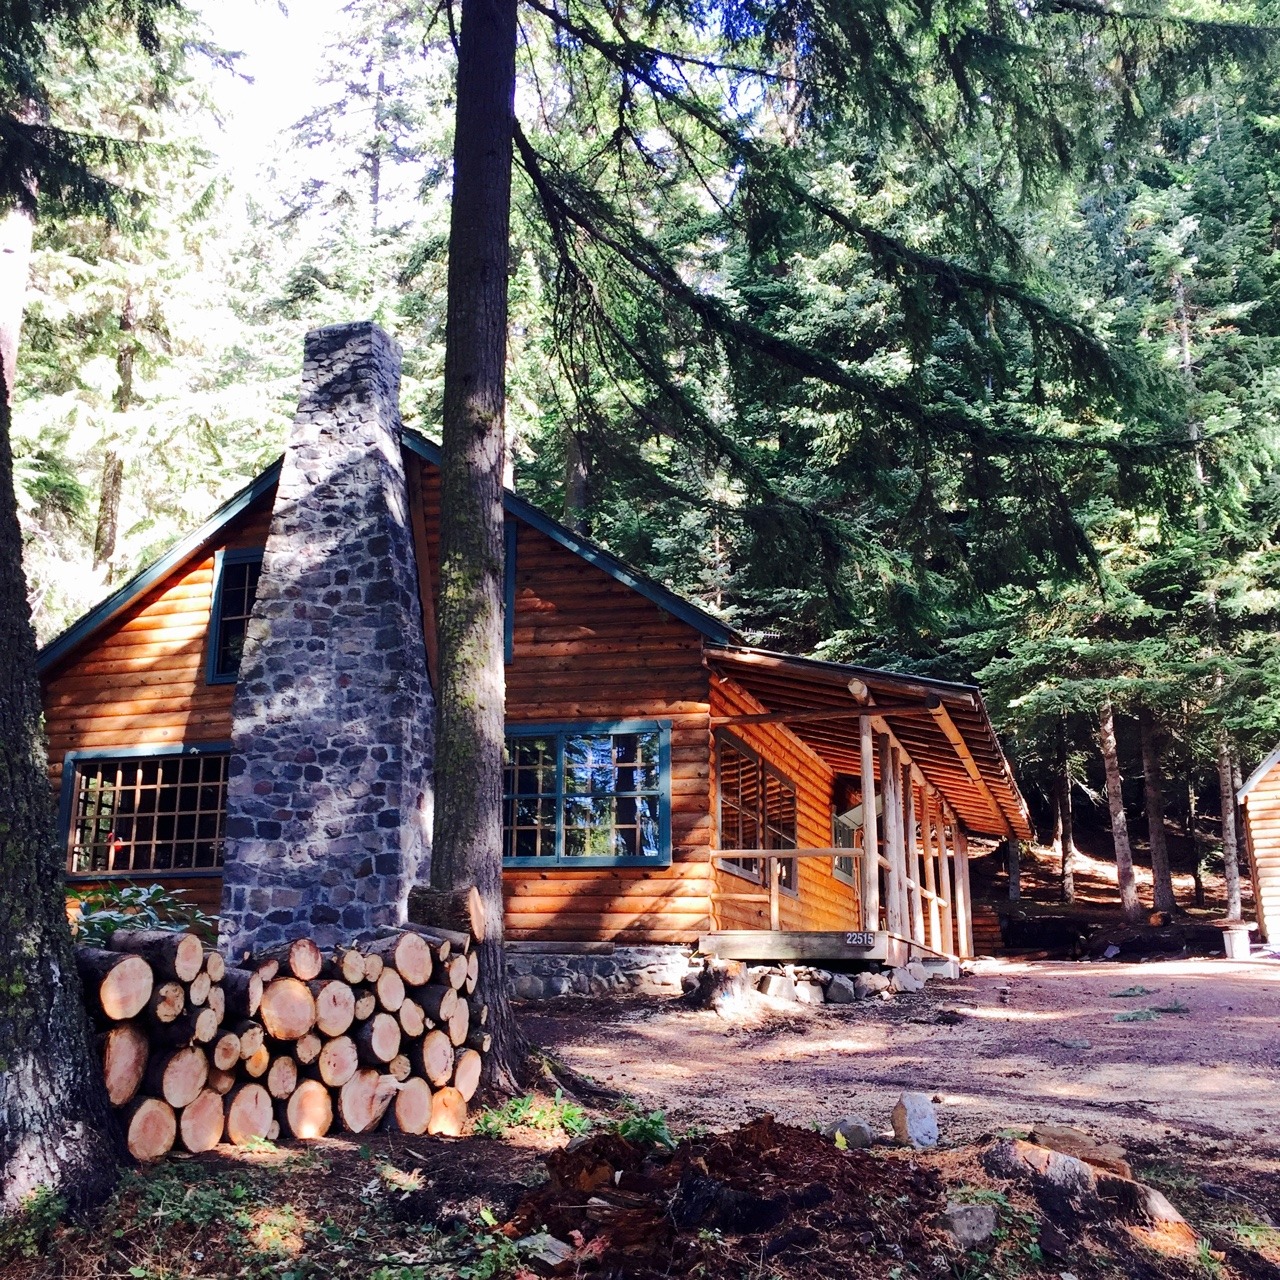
[434,0,524,1092]
[0,320,123,1214]
[1055,760,1076,904]
[1005,837,1020,901]
[1139,708,1177,915]
[1217,733,1242,920]
[1098,698,1143,922]
[563,428,588,533]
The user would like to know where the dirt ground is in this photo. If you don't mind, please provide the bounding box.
[526,955,1280,1152]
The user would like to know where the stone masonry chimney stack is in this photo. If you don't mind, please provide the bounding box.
[219,321,433,959]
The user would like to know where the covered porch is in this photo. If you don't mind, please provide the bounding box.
[700,647,1033,963]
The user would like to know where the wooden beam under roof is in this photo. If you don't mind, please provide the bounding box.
[709,700,933,727]
[927,697,1014,837]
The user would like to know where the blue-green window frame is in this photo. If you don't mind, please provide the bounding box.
[206,548,264,685]
[60,742,232,878]
[502,720,672,868]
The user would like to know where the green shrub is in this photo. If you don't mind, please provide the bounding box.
[68,881,216,946]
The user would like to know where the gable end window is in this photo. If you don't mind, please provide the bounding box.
[716,733,798,893]
[62,745,230,875]
[503,721,671,867]
[207,548,263,684]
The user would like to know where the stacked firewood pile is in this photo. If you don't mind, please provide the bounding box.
[75,923,488,1160]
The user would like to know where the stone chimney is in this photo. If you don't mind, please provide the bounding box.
[219,321,433,958]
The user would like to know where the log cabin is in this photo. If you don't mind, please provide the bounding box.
[1237,748,1280,944]
[39,322,1031,965]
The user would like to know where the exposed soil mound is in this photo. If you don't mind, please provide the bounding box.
[505,1115,947,1278]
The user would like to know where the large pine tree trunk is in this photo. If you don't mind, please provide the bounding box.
[1055,763,1076,903]
[1139,708,1177,915]
[1217,734,1242,921]
[1098,698,1143,922]
[434,0,524,1092]
[0,237,123,1214]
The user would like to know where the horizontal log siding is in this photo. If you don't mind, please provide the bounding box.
[709,679,859,932]
[414,458,716,944]
[43,502,273,893]
[1243,768,1280,943]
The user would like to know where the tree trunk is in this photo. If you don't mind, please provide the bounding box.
[1098,698,1142,922]
[1055,764,1076,904]
[1217,734,1242,920]
[0,270,123,1212]
[434,0,524,1092]
[1139,708,1177,916]
[563,428,588,533]
[1005,837,1020,901]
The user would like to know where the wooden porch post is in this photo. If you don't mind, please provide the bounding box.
[923,791,942,952]
[953,826,974,959]
[937,812,955,955]
[768,856,780,932]
[880,736,906,937]
[905,772,926,945]
[859,718,880,932]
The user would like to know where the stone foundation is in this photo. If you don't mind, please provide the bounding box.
[220,321,433,958]
[505,946,700,1000]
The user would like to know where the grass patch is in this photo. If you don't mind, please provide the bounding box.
[473,1089,591,1140]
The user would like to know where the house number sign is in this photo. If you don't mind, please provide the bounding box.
[843,931,875,948]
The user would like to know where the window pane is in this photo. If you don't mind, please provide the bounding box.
[68,754,229,874]
[213,557,263,679]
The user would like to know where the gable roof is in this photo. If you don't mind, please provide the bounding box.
[36,433,739,677]
[36,460,283,677]
[1239,745,1280,803]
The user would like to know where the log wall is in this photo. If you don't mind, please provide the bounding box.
[1242,765,1280,943]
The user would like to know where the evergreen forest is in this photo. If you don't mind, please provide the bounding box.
[11,0,1280,913]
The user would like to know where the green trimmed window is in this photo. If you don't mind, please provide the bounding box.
[208,549,263,683]
[502,721,671,866]
[64,747,229,874]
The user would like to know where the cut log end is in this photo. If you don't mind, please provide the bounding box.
[78,948,154,1022]
[408,885,486,941]
[283,1078,334,1140]
[110,929,204,983]
[309,978,356,1037]
[145,1046,209,1109]
[179,1089,225,1153]
[392,1077,433,1135]
[453,1048,482,1102]
[337,1069,398,1134]
[415,1029,455,1087]
[212,1032,242,1072]
[125,1097,177,1161]
[427,1086,468,1137]
[100,1022,149,1107]
[316,1035,359,1089]
[266,1055,299,1100]
[225,1083,273,1146]
[259,977,317,1041]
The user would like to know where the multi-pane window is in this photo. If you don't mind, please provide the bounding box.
[208,550,263,683]
[503,723,670,865]
[716,734,797,890]
[67,751,229,874]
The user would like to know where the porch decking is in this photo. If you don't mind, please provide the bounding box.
[698,928,959,970]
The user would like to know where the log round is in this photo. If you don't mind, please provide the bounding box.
[124,1096,177,1161]
[330,946,365,984]
[212,1032,242,1072]
[179,1088,225,1153]
[427,1086,468,1137]
[260,938,324,982]
[315,1035,359,1088]
[77,948,153,1021]
[361,952,385,983]
[204,950,226,982]
[363,933,432,987]
[308,979,356,1037]
[207,1065,236,1095]
[337,1069,398,1134]
[187,970,212,1007]
[147,981,186,1025]
[283,1078,333,1139]
[388,1053,412,1083]
[266,1054,298,1100]
[223,969,264,1019]
[398,998,425,1038]
[99,1022,149,1107]
[224,1082,273,1145]
[446,998,470,1048]
[206,984,226,1023]
[254,957,280,983]
[452,1048,482,1102]
[465,1029,492,1055]
[444,954,469,992]
[109,929,203,983]
[393,1077,432,1135]
[375,967,405,1013]
[144,1046,209,1109]
[413,1029,455,1087]
[464,950,479,995]
[235,1021,265,1060]
[258,977,317,1041]
[192,1007,220,1044]
[353,992,377,1022]
[354,1012,401,1066]
[413,984,457,1024]
[294,1031,323,1065]
[243,1044,270,1078]
[408,885,486,941]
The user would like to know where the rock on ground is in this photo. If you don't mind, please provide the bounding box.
[982,1139,1096,1214]
[941,1202,998,1249]
[822,1117,875,1148]
[826,974,858,1004]
[891,1092,939,1148]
